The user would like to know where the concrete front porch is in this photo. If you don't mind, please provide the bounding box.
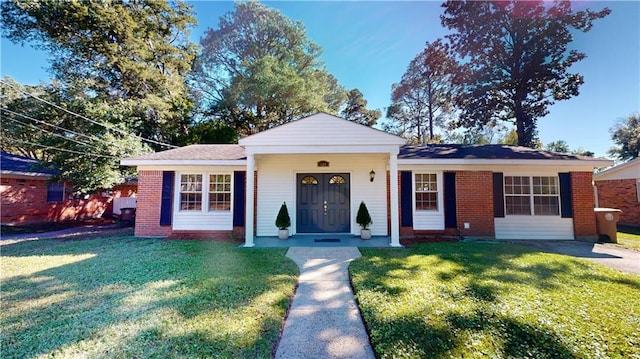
[248,233,396,248]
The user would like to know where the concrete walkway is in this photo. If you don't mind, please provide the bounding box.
[276,247,375,359]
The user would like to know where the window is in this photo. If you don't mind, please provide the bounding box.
[505,176,559,216]
[329,175,346,184]
[47,182,64,202]
[415,173,438,211]
[301,176,318,185]
[209,174,231,211]
[180,174,202,210]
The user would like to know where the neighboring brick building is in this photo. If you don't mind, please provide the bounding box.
[122,113,613,245]
[1,151,136,225]
[594,158,640,226]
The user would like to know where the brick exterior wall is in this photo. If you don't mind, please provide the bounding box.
[596,178,639,226]
[455,171,495,237]
[571,171,598,240]
[1,177,135,225]
[398,171,495,239]
[135,171,171,237]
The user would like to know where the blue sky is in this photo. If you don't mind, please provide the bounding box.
[1,1,638,158]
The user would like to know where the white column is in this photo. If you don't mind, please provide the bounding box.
[389,153,401,247]
[244,154,255,247]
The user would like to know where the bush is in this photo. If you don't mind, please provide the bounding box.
[356,201,372,230]
[275,202,291,229]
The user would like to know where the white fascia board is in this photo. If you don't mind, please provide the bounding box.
[397,158,613,167]
[0,170,51,178]
[245,145,400,156]
[593,158,640,180]
[120,159,247,166]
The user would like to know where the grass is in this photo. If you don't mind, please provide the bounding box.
[1,234,298,358]
[350,242,640,359]
[616,231,640,250]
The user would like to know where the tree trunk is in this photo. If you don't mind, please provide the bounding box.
[513,91,533,147]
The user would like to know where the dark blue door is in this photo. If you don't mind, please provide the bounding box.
[297,173,350,233]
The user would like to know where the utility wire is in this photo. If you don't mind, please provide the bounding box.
[8,138,118,159]
[5,116,99,149]
[0,79,178,149]
[1,107,108,145]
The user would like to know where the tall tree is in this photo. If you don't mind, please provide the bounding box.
[340,89,381,127]
[609,113,640,161]
[193,1,346,135]
[0,78,150,193]
[441,1,610,147]
[388,40,458,144]
[1,0,198,146]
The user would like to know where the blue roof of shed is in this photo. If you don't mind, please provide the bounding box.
[1,151,59,176]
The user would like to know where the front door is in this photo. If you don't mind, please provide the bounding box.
[297,173,350,233]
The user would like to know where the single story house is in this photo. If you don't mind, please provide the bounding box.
[121,113,612,246]
[593,157,640,226]
[1,151,136,225]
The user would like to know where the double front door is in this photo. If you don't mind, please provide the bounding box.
[297,173,350,233]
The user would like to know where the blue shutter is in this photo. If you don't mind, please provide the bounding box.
[493,173,505,218]
[233,171,246,226]
[559,172,573,218]
[160,171,174,226]
[444,172,457,228]
[400,171,413,227]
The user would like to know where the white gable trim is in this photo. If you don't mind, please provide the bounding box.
[593,157,640,181]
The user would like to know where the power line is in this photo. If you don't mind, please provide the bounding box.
[8,138,118,159]
[5,116,99,149]
[1,107,108,145]
[0,79,178,149]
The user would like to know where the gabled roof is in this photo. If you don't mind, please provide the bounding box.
[1,151,58,177]
[120,145,246,166]
[593,157,640,181]
[239,112,406,147]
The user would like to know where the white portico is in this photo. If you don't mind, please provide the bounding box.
[238,113,406,247]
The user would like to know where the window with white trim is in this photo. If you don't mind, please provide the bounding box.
[209,174,231,211]
[415,173,438,211]
[505,176,560,216]
[180,174,202,211]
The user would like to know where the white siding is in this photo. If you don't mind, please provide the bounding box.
[495,216,574,240]
[255,154,389,236]
[172,169,236,231]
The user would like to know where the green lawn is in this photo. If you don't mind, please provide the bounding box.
[1,234,297,358]
[351,243,640,359]
[617,231,640,250]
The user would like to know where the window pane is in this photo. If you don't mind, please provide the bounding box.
[329,175,346,184]
[301,176,318,185]
[47,182,64,202]
[209,174,231,211]
[180,174,203,210]
[505,196,531,215]
[416,192,438,210]
[534,196,560,215]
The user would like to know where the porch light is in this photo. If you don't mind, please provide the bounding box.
[369,169,376,182]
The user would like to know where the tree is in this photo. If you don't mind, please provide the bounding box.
[441,1,610,147]
[609,113,640,161]
[389,40,458,144]
[340,89,381,127]
[193,1,346,135]
[0,78,150,193]
[545,140,570,153]
[1,0,198,146]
